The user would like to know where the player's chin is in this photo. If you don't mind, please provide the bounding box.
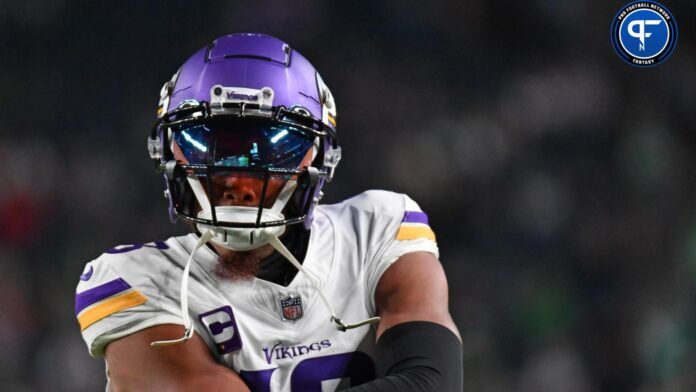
[214,251,261,281]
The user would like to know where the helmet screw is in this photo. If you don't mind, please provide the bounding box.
[163,189,170,200]
[213,87,222,96]
[262,88,272,98]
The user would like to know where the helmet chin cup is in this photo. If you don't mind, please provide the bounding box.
[196,206,286,251]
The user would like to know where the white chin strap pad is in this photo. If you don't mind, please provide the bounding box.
[197,206,286,251]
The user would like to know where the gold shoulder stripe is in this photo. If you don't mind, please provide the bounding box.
[78,290,147,331]
[395,226,436,241]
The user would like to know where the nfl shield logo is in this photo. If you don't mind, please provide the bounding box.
[280,295,303,322]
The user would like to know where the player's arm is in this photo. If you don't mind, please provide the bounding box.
[105,324,250,392]
[374,251,459,339]
[344,251,463,391]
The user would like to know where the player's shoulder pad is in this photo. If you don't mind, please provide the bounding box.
[343,189,405,215]
[74,239,173,332]
[320,189,404,224]
[325,189,436,242]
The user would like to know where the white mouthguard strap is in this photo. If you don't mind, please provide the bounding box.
[187,172,294,220]
[266,234,380,332]
[184,137,318,221]
[150,230,214,347]
[151,230,379,348]
[269,140,317,215]
[270,179,297,215]
[187,176,212,213]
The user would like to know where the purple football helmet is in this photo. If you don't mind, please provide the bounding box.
[148,33,340,250]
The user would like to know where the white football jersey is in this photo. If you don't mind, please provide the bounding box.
[76,190,438,391]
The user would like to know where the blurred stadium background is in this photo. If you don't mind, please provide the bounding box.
[1,1,696,390]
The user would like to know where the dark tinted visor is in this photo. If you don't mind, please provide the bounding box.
[172,118,314,169]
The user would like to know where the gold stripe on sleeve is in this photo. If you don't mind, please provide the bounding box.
[78,290,147,331]
[395,226,436,241]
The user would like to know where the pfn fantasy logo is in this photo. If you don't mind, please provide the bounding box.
[611,1,677,67]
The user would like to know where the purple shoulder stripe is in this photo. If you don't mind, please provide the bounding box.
[402,211,429,225]
[75,278,131,316]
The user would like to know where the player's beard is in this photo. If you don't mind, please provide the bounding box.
[214,251,261,281]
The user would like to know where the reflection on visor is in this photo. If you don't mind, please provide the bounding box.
[172,118,314,169]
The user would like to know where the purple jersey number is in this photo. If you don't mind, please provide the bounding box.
[241,351,374,391]
[291,352,375,391]
[105,241,169,254]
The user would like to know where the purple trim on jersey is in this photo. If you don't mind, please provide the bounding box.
[80,266,94,281]
[74,278,131,316]
[402,211,429,225]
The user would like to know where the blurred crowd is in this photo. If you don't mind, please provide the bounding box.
[1,1,696,391]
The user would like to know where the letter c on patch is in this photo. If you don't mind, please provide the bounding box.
[198,305,243,354]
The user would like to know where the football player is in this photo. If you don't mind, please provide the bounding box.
[75,33,462,391]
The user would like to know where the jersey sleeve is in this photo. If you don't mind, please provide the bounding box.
[75,247,183,357]
[361,190,440,315]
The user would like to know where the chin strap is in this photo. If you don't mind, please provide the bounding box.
[150,230,215,347]
[151,230,380,347]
